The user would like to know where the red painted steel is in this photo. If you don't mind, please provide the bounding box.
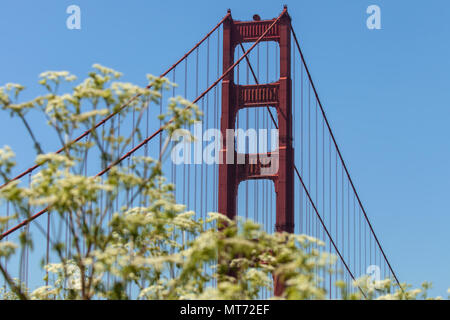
[218,7,293,296]
[290,27,401,290]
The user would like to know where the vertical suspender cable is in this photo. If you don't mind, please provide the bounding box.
[291,26,401,288]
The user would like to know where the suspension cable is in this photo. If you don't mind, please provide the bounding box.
[290,26,401,288]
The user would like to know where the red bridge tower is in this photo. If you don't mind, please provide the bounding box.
[218,8,294,296]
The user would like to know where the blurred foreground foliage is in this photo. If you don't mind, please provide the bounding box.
[0,65,446,300]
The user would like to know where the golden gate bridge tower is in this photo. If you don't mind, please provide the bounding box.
[218,7,294,296]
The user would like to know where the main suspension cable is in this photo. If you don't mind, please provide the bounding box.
[290,25,401,289]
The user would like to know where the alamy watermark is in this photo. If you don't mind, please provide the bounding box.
[366,264,383,290]
[66,5,81,30]
[64,6,381,32]
[366,5,381,30]
[170,122,279,174]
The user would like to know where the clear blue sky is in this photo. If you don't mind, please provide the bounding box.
[1,0,449,297]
